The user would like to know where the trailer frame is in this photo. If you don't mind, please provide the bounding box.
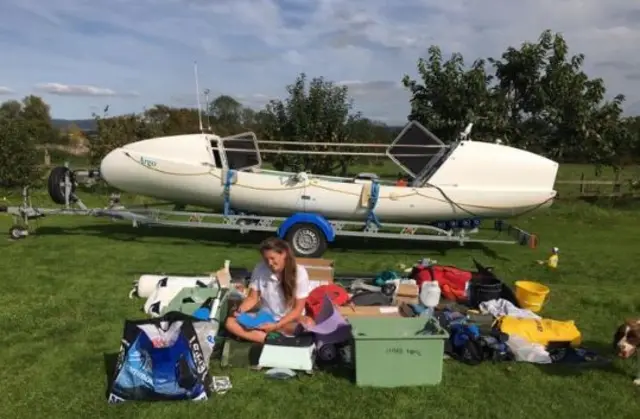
[1,167,539,257]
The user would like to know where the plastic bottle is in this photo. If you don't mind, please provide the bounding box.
[547,247,559,269]
[419,280,441,308]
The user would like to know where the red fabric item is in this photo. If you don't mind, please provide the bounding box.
[414,265,472,302]
[305,284,350,319]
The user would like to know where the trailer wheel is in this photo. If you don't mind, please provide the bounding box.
[285,223,327,258]
[9,226,26,240]
[47,166,77,205]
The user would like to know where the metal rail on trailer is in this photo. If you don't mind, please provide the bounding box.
[1,167,538,258]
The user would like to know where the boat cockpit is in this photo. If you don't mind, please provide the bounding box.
[208,121,470,186]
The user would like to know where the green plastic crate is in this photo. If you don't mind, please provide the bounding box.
[349,316,449,388]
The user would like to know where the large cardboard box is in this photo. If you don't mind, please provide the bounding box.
[297,257,334,290]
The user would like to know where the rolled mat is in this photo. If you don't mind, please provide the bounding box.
[132,275,214,298]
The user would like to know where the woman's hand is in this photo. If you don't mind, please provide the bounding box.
[258,322,278,333]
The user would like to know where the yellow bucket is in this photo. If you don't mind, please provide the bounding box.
[514,280,550,313]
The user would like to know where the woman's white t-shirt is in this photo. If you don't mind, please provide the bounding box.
[249,261,311,320]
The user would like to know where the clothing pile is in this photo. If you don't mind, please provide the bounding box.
[365,258,611,368]
[430,300,602,366]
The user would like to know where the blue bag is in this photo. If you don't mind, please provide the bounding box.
[107,313,214,403]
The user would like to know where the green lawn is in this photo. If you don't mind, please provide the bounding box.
[1,168,640,419]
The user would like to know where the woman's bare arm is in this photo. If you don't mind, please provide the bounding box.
[236,288,260,313]
[275,298,305,327]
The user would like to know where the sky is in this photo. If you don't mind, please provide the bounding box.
[1,0,640,124]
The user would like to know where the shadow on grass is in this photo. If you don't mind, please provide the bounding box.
[103,352,119,399]
[32,223,510,261]
[533,340,627,379]
[316,363,355,383]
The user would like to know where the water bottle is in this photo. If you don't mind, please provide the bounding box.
[420,281,441,308]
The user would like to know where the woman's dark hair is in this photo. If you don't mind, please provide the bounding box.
[259,237,297,307]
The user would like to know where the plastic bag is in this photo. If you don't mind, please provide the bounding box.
[506,335,552,364]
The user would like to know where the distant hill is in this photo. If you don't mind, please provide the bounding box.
[52,118,96,132]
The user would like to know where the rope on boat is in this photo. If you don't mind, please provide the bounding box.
[122,153,555,215]
[365,180,381,229]
[223,169,236,216]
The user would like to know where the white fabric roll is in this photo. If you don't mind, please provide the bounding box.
[132,275,214,299]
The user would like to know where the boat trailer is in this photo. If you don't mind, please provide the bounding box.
[1,166,539,258]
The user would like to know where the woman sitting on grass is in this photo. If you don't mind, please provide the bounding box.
[224,237,314,343]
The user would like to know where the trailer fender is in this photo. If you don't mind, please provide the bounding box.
[277,213,336,243]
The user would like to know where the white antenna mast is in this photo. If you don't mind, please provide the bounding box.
[203,88,212,132]
[194,61,204,133]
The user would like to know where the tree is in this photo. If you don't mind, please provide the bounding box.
[208,95,244,136]
[143,105,202,136]
[0,100,22,119]
[402,29,635,171]
[260,73,365,175]
[0,113,41,188]
[65,123,88,148]
[89,112,164,166]
[402,46,499,143]
[489,29,627,166]
[20,95,59,145]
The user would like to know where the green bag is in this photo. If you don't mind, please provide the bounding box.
[373,270,401,287]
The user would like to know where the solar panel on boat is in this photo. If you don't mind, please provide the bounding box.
[386,121,447,177]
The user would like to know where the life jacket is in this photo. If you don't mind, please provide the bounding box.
[305,284,350,319]
[413,265,472,302]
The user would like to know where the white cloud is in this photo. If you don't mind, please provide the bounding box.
[0,87,14,95]
[0,0,638,121]
[34,83,139,97]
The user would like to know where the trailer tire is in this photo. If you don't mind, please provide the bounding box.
[47,166,77,205]
[285,223,327,258]
[9,226,26,240]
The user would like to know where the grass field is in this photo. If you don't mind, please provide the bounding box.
[1,163,640,419]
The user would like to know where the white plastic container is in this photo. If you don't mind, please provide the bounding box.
[419,281,441,308]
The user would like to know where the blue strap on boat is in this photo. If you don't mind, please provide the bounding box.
[223,169,236,216]
[365,180,381,229]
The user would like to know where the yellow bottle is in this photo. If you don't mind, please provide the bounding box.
[547,247,559,269]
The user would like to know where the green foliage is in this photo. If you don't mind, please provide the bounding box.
[208,95,245,135]
[0,95,58,188]
[0,116,42,188]
[20,95,60,145]
[403,29,635,172]
[89,112,164,166]
[260,73,368,175]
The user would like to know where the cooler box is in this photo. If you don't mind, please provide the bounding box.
[349,316,448,388]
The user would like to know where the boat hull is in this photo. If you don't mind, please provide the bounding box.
[99,133,559,223]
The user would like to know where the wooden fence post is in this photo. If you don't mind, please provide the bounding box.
[43,148,51,167]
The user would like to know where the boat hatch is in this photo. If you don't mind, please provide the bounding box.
[218,132,262,171]
[385,121,449,181]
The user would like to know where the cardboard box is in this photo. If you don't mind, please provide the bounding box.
[394,283,419,305]
[338,305,401,317]
[297,258,334,289]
